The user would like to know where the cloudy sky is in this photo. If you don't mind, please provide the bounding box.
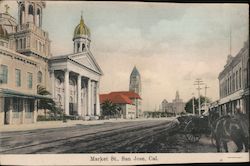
[1,1,248,111]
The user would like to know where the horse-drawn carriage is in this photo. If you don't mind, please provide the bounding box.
[176,110,249,152]
[177,114,211,143]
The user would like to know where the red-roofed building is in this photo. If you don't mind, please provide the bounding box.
[99,91,142,119]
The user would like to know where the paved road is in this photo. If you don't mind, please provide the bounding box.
[0,119,216,154]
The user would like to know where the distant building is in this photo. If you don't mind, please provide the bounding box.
[160,91,185,115]
[129,66,142,118]
[218,40,249,115]
[100,91,141,119]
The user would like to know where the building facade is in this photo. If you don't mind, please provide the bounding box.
[100,91,141,119]
[129,66,142,118]
[160,91,185,115]
[0,1,102,125]
[218,40,249,115]
[49,15,103,118]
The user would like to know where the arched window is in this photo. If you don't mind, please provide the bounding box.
[36,8,41,27]
[28,5,34,23]
[82,44,85,52]
[20,5,25,24]
[37,71,42,83]
[28,5,34,14]
[77,43,80,53]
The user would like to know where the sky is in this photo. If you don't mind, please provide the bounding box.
[1,1,249,111]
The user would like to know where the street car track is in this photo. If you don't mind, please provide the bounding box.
[1,120,171,153]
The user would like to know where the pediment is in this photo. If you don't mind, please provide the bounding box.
[69,52,103,74]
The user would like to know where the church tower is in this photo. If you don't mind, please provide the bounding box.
[129,66,142,118]
[129,66,141,96]
[12,0,51,59]
[73,14,91,53]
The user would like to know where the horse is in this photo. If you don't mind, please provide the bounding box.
[208,109,249,152]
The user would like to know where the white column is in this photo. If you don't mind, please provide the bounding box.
[96,81,100,116]
[64,70,69,115]
[91,81,95,115]
[51,70,55,98]
[77,75,82,116]
[87,78,91,116]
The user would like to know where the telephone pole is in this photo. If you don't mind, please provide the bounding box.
[204,84,210,112]
[194,79,204,116]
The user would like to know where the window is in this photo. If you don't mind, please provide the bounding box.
[37,71,42,83]
[15,69,21,87]
[28,5,34,15]
[0,65,8,84]
[13,98,23,118]
[82,44,85,51]
[20,5,25,24]
[27,72,33,89]
[36,8,41,27]
[23,38,26,49]
[77,43,80,53]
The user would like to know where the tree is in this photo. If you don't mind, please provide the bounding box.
[37,85,59,118]
[101,100,120,119]
[185,95,211,114]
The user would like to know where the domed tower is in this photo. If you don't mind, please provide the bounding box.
[129,66,142,118]
[73,15,91,53]
[0,4,17,50]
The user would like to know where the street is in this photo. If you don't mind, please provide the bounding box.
[0,119,216,154]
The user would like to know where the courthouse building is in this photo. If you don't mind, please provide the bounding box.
[160,91,186,115]
[0,1,102,125]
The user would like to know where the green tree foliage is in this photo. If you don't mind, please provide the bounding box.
[185,95,211,114]
[101,100,121,119]
[37,85,61,118]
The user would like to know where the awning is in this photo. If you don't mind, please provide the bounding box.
[219,89,244,105]
[0,88,51,99]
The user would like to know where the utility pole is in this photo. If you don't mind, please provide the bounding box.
[192,93,195,115]
[204,84,210,112]
[194,79,204,116]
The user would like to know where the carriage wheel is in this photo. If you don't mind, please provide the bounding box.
[184,120,201,143]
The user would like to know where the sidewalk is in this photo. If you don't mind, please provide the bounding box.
[0,117,176,132]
